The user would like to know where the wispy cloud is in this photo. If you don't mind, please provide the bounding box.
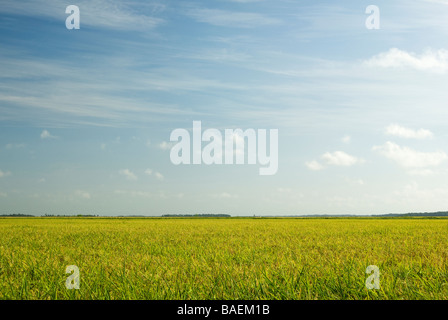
[0,170,12,178]
[228,0,264,2]
[119,169,138,181]
[0,0,165,31]
[5,143,26,149]
[385,124,433,139]
[0,54,211,127]
[186,8,280,28]
[182,48,252,63]
[114,189,167,199]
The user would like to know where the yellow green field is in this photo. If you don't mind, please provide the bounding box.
[0,217,448,300]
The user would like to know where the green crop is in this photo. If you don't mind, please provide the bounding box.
[0,217,447,300]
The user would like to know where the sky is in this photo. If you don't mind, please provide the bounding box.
[1,0,448,216]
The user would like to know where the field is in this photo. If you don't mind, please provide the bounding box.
[0,217,448,300]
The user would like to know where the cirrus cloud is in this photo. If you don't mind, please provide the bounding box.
[187,8,280,28]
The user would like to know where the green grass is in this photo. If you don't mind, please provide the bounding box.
[0,217,448,299]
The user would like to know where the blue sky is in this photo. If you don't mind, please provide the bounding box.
[1,0,448,216]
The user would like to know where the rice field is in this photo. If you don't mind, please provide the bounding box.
[0,217,448,300]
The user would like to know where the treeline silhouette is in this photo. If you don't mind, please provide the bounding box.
[377,211,448,217]
[42,214,99,217]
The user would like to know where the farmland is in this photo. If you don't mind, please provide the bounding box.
[0,217,447,300]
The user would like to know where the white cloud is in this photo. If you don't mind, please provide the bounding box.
[321,151,363,167]
[385,124,433,139]
[345,178,365,186]
[228,0,264,2]
[119,169,138,181]
[101,143,106,150]
[212,192,238,199]
[424,0,448,5]
[277,187,293,193]
[407,169,436,176]
[305,160,324,171]
[373,141,448,168]
[393,182,448,209]
[5,143,25,149]
[264,187,304,208]
[145,169,164,181]
[154,172,164,181]
[0,170,12,178]
[276,187,304,198]
[158,141,173,150]
[306,151,363,171]
[342,135,351,144]
[40,130,56,139]
[0,192,7,197]
[187,8,280,28]
[114,189,167,199]
[75,190,91,199]
[364,48,448,73]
